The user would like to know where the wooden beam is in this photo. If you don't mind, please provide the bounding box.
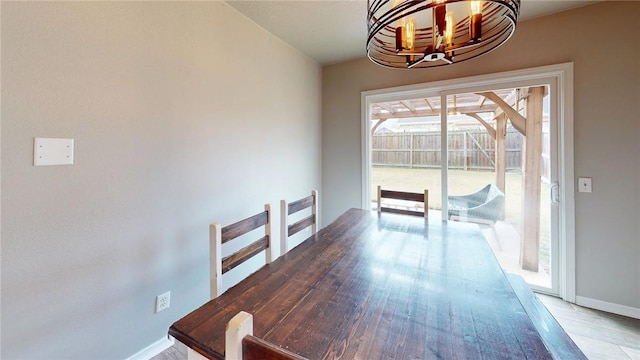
[520,86,545,272]
[371,118,389,134]
[478,95,487,108]
[371,104,498,120]
[424,98,435,112]
[376,102,395,113]
[452,95,458,114]
[477,91,527,136]
[463,113,496,139]
[495,113,507,193]
[400,100,416,112]
[503,89,519,110]
[467,132,496,167]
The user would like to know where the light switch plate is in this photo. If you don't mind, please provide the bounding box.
[34,138,74,166]
[578,177,592,193]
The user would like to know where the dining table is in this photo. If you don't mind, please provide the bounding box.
[169,208,585,359]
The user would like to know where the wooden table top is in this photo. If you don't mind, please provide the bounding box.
[169,208,556,359]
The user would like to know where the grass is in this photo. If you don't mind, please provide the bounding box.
[371,166,551,271]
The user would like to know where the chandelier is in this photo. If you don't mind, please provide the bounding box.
[367,0,520,69]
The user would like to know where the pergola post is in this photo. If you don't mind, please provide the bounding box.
[495,113,507,193]
[520,86,545,271]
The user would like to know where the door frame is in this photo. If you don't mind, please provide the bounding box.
[361,63,575,301]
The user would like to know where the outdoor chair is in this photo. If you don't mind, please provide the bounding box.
[448,184,505,250]
[447,183,505,222]
[377,185,428,217]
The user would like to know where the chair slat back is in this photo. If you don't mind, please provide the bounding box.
[221,235,269,273]
[280,190,319,255]
[211,205,272,298]
[377,185,428,218]
[222,211,269,244]
[288,195,314,215]
[242,335,308,360]
[225,311,308,360]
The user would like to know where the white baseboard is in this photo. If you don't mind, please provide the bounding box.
[126,335,175,360]
[575,296,640,319]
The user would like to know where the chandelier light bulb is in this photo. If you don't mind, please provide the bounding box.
[405,17,416,49]
[445,11,455,46]
[470,0,482,15]
[469,0,483,41]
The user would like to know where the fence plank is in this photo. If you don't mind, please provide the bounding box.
[371,129,538,171]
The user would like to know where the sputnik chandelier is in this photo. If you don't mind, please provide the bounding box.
[367,0,520,69]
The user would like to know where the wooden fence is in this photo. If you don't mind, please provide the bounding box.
[372,129,530,171]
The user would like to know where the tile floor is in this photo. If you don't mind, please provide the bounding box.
[536,293,640,360]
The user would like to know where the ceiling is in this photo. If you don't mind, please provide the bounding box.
[226,0,600,65]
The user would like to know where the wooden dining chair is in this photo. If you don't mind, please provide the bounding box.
[210,205,273,298]
[280,190,319,255]
[226,311,308,360]
[377,185,428,217]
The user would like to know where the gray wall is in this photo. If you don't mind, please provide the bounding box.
[322,2,639,310]
[1,2,321,358]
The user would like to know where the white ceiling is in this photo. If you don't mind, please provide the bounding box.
[226,0,600,65]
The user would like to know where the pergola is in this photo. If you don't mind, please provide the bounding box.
[371,87,546,272]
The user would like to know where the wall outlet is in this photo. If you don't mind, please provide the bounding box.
[156,291,170,313]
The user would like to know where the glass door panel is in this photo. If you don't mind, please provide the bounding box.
[369,97,442,220]
[445,87,556,292]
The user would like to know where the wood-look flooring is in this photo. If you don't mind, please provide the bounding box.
[153,293,640,360]
[151,341,187,360]
[536,294,640,360]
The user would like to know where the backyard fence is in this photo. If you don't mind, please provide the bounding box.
[372,129,549,174]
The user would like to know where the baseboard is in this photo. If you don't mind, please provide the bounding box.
[575,296,640,319]
[126,335,175,360]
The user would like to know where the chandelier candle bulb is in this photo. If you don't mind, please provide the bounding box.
[469,13,482,41]
[405,17,416,49]
[445,11,455,58]
[395,26,405,51]
[469,0,483,41]
[445,12,454,45]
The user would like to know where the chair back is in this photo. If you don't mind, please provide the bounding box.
[210,204,273,298]
[226,311,308,360]
[280,190,319,254]
[377,185,428,217]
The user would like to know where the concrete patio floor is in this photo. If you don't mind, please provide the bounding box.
[464,218,552,289]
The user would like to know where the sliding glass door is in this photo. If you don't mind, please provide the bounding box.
[362,65,573,297]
